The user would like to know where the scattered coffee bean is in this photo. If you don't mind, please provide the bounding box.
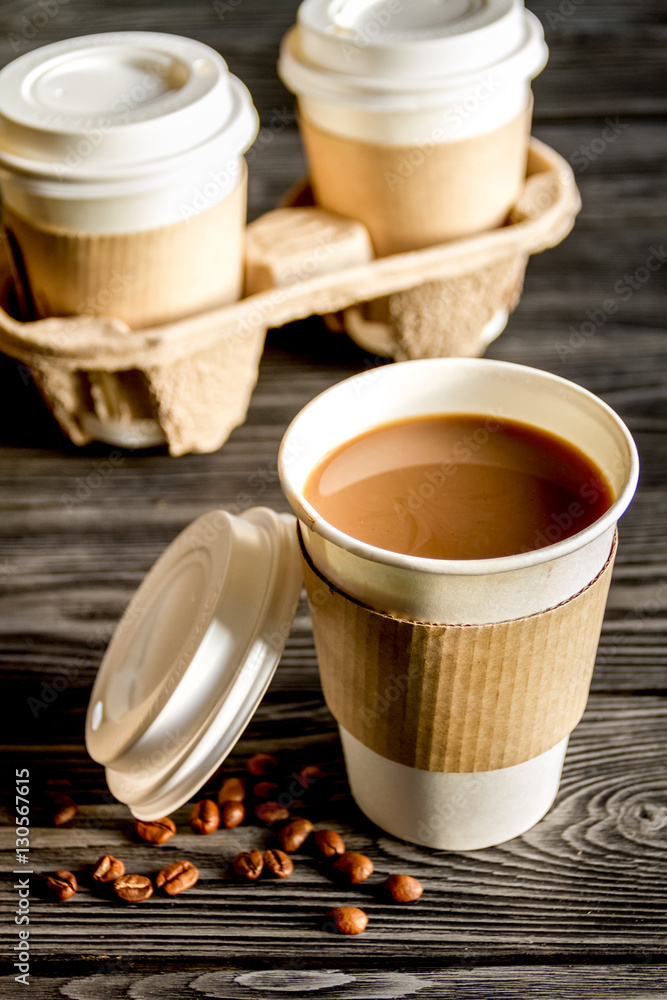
[135,817,176,844]
[190,799,220,835]
[326,906,368,935]
[92,855,125,883]
[263,849,294,879]
[247,753,279,776]
[332,851,373,884]
[254,781,280,799]
[254,801,289,824]
[45,871,77,901]
[218,777,245,804]
[156,860,199,896]
[295,764,326,789]
[221,800,245,829]
[114,874,153,903]
[312,829,345,859]
[233,850,264,880]
[278,818,313,852]
[383,874,424,903]
[52,794,77,827]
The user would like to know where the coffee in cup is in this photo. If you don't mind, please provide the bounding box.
[279,359,639,849]
[304,413,615,559]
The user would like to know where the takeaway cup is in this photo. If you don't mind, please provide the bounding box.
[279,0,548,257]
[0,32,259,446]
[278,358,639,849]
[0,32,259,324]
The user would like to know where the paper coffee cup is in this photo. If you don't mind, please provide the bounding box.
[0,32,258,324]
[279,359,639,848]
[279,0,548,256]
[0,32,258,447]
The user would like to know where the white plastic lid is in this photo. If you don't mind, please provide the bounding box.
[85,508,303,820]
[0,32,258,182]
[279,0,548,108]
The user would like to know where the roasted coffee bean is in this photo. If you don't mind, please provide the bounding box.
[253,781,280,799]
[332,851,373,884]
[218,777,245,804]
[312,829,345,859]
[246,753,279,776]
[52,794,77,826]
[326,906,368,935]
[114,874,153,902]
[156,860,199,896]
[254,801,289,824]
[383,873,424,903]
[221,800,245,829]
[278,818,313,852]
[263,849,294,879]
[295,764,326,789]
[135,817,176,844]
[190,799,220,835]
[92,855,125,883]
[45,870,77,901]
[232,850,264,880]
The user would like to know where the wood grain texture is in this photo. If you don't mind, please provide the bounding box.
[0,0,665,989]
[2,966,667,1000]
[1,696,665,962]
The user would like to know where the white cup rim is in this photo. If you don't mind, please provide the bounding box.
[278,359,640,578]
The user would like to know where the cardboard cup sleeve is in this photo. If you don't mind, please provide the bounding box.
[299,99,533,258]
[2,169,247,329]
[302,530,617,773]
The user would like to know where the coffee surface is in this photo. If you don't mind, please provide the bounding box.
[304,415,614,559]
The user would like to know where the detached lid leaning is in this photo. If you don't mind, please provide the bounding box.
[85,508,303,820]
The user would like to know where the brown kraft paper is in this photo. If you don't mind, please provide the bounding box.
[302,530,617,773]
[298,98,533,257]
[2,165,248,329]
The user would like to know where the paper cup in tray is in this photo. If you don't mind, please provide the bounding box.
[0,140,578,455]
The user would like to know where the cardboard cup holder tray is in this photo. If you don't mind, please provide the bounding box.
[0,139,580,455]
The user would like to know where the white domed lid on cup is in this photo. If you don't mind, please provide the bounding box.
[0,32,259,181]
[279,0,548,106]
[85,508,303,820]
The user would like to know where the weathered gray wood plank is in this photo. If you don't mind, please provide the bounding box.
[2,965,667,1000]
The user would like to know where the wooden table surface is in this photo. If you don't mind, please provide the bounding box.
[1,1,666,996]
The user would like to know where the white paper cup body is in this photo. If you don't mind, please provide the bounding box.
[292,71,533,146]
[340,728,570,850]
[278,358,639,848]
[0,149,247,235]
